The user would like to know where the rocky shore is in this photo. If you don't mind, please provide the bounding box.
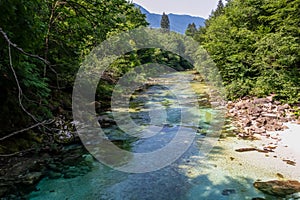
[225,96,300,199]
[226,95,299,139]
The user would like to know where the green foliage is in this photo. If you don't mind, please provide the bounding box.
[0,0,148,133]
[194,0,300,103]
[95,47,194,103]
[91,29,198,105]
[0,0,50,131]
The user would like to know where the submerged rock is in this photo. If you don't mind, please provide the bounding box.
[222,188,236,196]
[22,172,43,185]
[286,192,300,199]
[253,180,300,197]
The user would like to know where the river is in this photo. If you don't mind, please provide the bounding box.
[28,71,281,200]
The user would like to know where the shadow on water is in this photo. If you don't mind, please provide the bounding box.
[182,145,268,200]
[27,148,270,200]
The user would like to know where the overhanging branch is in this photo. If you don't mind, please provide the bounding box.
[0,120,54,142]
[0,27,50,65]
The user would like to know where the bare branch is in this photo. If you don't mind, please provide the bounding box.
[0,27,52,122]
[0,120,54,142]
[7,41,39,122]
[0,148,35,157]
[44,1,59,77]
[0,27,50,65]
[49,62,61,89]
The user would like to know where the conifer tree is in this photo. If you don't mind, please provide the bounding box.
[185,23,197,37]
[213,0,225,17]
[160,12,170,32]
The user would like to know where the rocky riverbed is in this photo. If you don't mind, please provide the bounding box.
[0,144,96,199]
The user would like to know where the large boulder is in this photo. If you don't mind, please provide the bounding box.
[254,180,300,197]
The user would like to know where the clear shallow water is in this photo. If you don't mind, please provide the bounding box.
[28,72,267,200]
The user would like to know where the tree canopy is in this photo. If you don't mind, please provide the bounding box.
[192,0,300,103]
[0,0,148,137]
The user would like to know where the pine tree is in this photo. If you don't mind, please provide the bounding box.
[185,23,197,37]
[213,0,225,18]
[160,12,170,32]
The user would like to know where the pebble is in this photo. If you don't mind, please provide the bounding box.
[252,134,262,140]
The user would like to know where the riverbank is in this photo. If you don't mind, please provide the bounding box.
[181,91,300,199]
[217,96,300,199]
[224,96,300,182]
[183,121,300,199]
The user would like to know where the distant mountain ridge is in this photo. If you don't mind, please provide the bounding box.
[134,4,205,34]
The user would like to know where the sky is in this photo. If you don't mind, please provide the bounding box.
[130,0,224,19]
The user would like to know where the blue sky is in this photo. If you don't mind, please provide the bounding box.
[130,0,224,18]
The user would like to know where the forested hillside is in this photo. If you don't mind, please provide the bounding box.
[192,0,300,103]
[134,3,205,34]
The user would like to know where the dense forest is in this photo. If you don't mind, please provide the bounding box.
[0,0,148,153]
[0,0,196,155]
[190,0,299,103]
[0,0,299,155]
